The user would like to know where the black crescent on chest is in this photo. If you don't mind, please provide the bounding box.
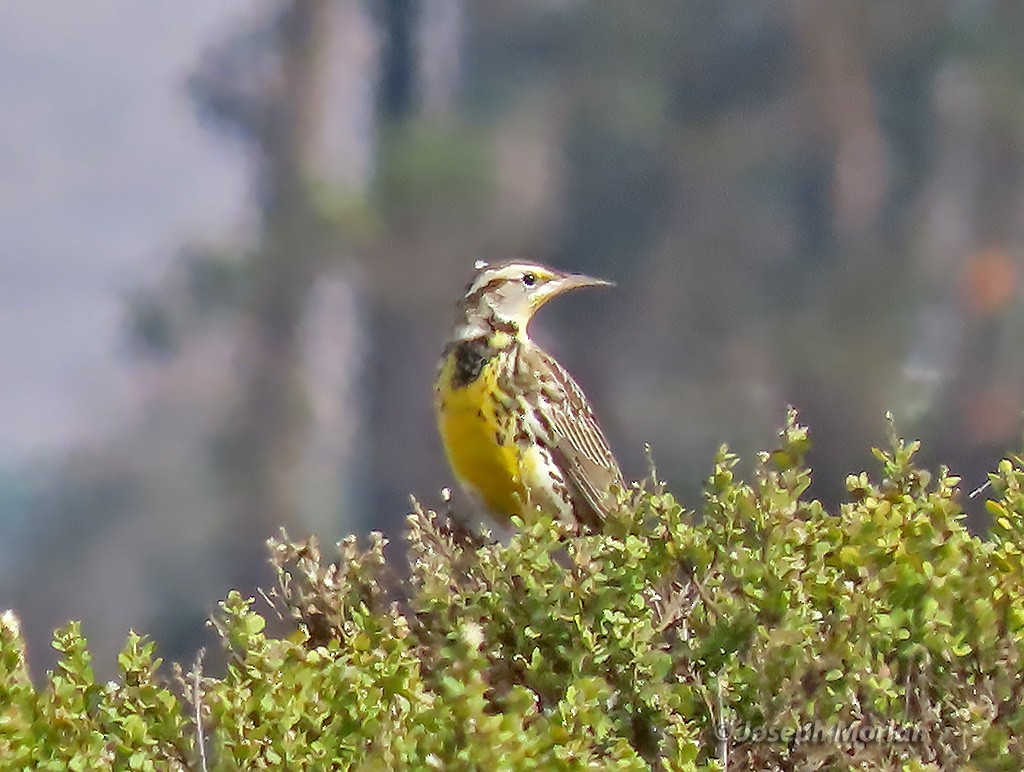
[449,338,498,389]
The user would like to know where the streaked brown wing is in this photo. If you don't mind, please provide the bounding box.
[531,349,625,524]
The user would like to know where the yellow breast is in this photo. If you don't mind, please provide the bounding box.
[436,352,527,518]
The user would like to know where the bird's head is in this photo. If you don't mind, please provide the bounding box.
[455,260,613,339]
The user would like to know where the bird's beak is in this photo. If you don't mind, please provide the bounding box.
[555,272,615,293]
[528,270,614,314]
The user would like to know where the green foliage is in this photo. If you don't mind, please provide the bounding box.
[5,412,1024,769]
[0,615,190,770]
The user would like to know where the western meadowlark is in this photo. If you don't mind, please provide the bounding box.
[435,259,624,529]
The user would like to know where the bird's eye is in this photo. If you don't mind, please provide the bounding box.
[521,272,537,287]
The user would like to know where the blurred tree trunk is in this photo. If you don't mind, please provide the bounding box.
[920,55,1024,525]
[783,0,897,505]
[215,0,332,591]
[366,0,479,534]
[362,0,422,535]
[793,1,886,240]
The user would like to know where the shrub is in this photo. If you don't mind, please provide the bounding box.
[3,411,1024,770]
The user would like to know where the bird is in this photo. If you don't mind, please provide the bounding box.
[435,259,625,529]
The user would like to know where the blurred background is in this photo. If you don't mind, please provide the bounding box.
[4,0,1024,677]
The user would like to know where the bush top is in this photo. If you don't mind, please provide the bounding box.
[3,412,1024,770]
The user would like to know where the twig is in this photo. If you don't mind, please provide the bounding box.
[193,648,208,772]
[717,677,728,771]
[968,479,992,499]
[644,443,665,494]
[654,578,699,633]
